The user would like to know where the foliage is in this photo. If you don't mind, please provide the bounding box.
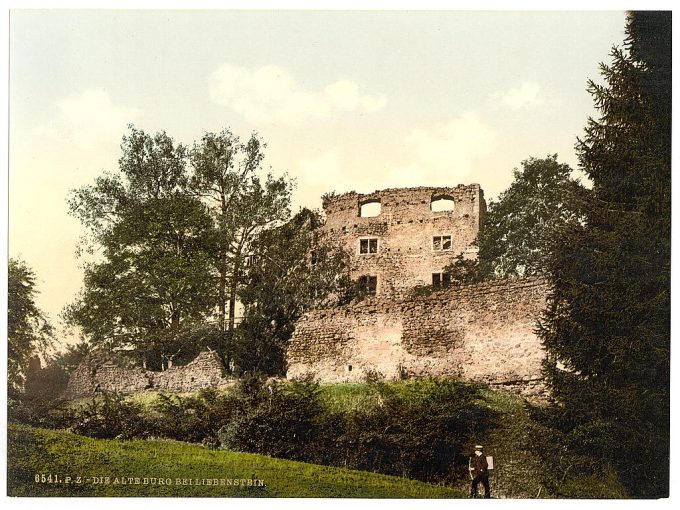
[50,340,92,375]
[316,378,497,484]
[538,11,670,498]
[65,127,217,369]
[149,388,235,446]
[219,376,324,458]
[189,130,293,348]
[477,155,585,279]
[71,393,148,440]
[7,393,74,430]
[23,364,70,401]
[442,253,485,286]
[234,208,352,374]
[7,258,54,389]
[8,424,463,497]
[219,377,497,486]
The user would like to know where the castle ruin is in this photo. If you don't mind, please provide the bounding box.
[287,185,549,397]
[58,184,549,399]
[322,185,485,298]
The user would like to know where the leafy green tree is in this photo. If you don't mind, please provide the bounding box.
[65,127,217,369]
[50,339,92,375]
[234,208,352,374]
[476,155,584,279]
[189,130,262,333]
[7,258,54,390]
[189,131,293,366]
[539,11,670,497]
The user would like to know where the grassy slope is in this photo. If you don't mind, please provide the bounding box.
[7,424,464,498]
[319,381,545,499]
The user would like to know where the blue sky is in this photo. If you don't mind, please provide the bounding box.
[9,9,627,342]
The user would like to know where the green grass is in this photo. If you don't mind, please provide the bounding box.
[7,424,465,498]
[318,379,550,498]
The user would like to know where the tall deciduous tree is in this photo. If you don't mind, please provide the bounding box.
[8,258,54,390]
[65,127,217,369]
[189,131,261,333]
[477,155,584,279]
[234,208,352,375]
[189,131,293,355]
[539,11,670,497]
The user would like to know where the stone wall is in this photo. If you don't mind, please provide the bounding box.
[63,350,232,399]
[287,278,549,397]
[322,185,485,299]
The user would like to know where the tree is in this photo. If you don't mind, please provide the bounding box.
[538,11,670,497]
[189,130,261,333]
[476,155,585,279]
[8,258,54,390]
[233,208,352,374]
[189,130,293,365]
[65,127,217,369]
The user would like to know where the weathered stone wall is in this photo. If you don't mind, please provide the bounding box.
[323,185,485,298]
[63,350,232,399]
[287,278,548,397]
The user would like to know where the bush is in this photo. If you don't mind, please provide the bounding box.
[316,379,497,483]
[71,393,147,439]
[8,392,74,430]
[219,375,322,458]
[219,376,498,486]
[149,388,236,446]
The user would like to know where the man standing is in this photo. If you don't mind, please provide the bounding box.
[469,445,491,498]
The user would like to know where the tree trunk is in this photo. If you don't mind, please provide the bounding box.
[228,269,238,333]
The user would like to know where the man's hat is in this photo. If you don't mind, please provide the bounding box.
[475,445,484,450]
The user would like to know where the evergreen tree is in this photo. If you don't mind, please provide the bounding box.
[539,11,670,497]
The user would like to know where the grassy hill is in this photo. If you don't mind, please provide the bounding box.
[7,423,464,498]
[319,381,546,498]
[10,379,626,498]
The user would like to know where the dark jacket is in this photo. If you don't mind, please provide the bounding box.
[471,453,488,474]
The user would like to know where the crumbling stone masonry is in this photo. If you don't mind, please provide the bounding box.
[287,278,549,397]
[288,185,548,397]
[322,185,485,299]
[63,350,232,399]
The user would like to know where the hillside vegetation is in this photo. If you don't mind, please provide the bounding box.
[9,378,627,498]
[7,423,463,498]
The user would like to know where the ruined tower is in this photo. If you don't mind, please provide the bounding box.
[287,183,548,397]
[322,184,486,298]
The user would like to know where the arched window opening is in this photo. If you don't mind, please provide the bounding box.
[430,197,455,212]
[359,200,381,217]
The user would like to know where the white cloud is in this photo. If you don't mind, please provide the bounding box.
[489,81,544,110]
[209,64,387,126]
[51,88,141,151]
[294,150,347,210]
[290,113,497,209]
[387,112,497,187]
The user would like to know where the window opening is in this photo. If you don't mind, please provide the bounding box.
[359,238,378,254]
[432,272,451,288]
[430,197,455,212]
[433,235,452,251]
[359,200,381,217]
[357,275,378,296]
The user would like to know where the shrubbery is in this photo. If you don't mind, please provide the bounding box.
[8,392,74,430]
[71,393,148,439]
[149,388,235,446]
[9,376,497,486]
[218,375,324,458]
[218,376,497,485]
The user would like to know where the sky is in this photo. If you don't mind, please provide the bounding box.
[8,9,628,346]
